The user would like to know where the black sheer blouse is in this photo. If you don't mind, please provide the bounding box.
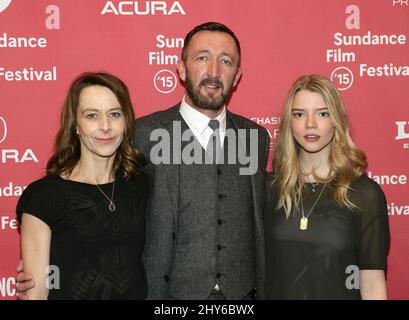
[17,174,148,300]
[264,174,390,300]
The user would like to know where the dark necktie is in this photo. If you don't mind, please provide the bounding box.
[206,119,222,164]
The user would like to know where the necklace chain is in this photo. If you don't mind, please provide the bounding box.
[299,183,327,230]
[95,181,116,212]
[309,182,320,192]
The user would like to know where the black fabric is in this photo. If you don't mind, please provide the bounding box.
[264,174,390,300]
[17,174,148,300]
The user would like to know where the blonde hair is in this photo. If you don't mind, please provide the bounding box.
[273,75,367,217]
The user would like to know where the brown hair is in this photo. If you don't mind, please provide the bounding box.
[181,21,241,66]
[47,72,144,178]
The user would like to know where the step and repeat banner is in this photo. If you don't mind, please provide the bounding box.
[0,0,408,299]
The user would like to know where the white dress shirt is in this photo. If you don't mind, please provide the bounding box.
[179,96,226,149]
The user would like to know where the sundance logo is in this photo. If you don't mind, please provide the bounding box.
[101,1,186,15]
[0,0,12,14]
[0,277,16,297]
[367,171,407,185]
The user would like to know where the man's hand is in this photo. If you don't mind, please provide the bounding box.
[16,260,35,300]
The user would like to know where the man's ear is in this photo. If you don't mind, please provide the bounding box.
[233,67,242,87]
[177,60,186,82]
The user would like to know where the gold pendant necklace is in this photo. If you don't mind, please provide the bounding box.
[300,217,309,230]
[299,183,327,231]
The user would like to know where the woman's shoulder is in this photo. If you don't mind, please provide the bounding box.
[17,175,65,224]
[23,174,64,195]
[351,174,385,195]
[349,173,387,205]
[121,172,150,192]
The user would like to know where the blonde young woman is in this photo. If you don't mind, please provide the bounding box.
[264,75,390,300]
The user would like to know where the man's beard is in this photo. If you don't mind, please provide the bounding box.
[185,74,235,111]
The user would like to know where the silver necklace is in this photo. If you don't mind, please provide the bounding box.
[95,181,116,212]
[310,182,320,193]
[299,183,327,230]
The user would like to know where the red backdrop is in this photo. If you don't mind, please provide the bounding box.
[0,0,408,299]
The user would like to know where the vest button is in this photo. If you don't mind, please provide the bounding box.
[217,169,222,175]
[216,273,224,278]
[218,194,225,200]
[164,275,170,282]
[218,219,223,225]
[217,245,224,251]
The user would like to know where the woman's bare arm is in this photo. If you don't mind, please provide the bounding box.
[20,213,51,300]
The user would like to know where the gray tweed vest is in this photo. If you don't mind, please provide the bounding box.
[168,117,256,300]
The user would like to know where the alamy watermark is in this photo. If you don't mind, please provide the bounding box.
[149,121,260,175]
[345,265,360,290]
[46,265,60,290]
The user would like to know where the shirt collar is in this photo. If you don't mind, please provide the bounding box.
[179,96,226,135]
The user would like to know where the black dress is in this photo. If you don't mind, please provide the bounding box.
[17,174,148,300]
[264,174,390,300]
